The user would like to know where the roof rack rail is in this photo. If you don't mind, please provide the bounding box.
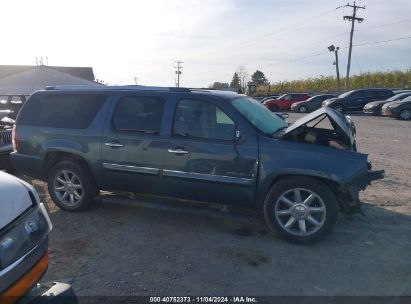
[44,85,190,92]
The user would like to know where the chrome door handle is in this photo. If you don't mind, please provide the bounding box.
[168,148,189,155]
[105,142,124,148]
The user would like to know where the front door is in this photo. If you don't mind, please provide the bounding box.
[161,98,258,206]
[101,94,166,193]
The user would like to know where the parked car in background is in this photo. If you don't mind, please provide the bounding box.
[0,95,28,120]
[322,88,394,112]
[381,96,411,120]
[259,95,280,103]
[0,113,14,171]
[0,171,77,304]
[264,93,310,111]
[11,86,384,243]
[363,92,411,115]
[291,94,336,113]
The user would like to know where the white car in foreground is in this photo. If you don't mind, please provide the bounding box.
[0,171,77,303]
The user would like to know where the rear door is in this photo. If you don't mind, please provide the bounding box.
[160,96,259,206]
[101,93,167,193]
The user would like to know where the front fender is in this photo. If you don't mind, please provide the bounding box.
[256,138,370,208]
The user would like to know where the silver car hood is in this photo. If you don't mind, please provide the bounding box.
[0,172,33,230]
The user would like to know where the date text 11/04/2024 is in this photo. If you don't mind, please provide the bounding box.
[149,297,258,303]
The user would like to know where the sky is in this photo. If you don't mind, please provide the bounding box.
[1,0,410,87]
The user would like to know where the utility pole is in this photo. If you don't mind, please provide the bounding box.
[328,45,341,92]
[174,61,183,87]
[343,1,365,91]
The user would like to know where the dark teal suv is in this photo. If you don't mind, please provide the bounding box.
[11,86,384,243]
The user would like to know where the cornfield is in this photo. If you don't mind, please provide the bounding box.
[256,69,411,94]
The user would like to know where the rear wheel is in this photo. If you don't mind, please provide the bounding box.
[398,109,411,120]
[47,161,98,211]
[298,105,308,113]
[263,176,338,244]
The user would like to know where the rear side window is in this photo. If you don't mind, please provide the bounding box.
[113,96,164,134]
[18,93,106,129]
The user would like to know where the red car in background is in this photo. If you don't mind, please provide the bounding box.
[263,93,310,111]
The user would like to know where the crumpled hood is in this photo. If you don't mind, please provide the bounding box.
[284,107,356,146]
[0,171,33,230]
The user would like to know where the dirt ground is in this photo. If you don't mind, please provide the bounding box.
[20,113,411,296]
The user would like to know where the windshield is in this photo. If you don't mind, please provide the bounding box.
[232,96,288,135]
[338,90,354,98]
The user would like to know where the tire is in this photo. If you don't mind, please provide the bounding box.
[270,104,279,112]
[263,176,338,244]
[398,109,411,120]
[47,161,98,211]
[333,104,344,112]
[298,105,308,113]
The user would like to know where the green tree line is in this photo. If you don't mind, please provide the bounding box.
[210,68,411,94]
[257,69,411,94]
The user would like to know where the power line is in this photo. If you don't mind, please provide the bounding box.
[352,35,411,47]
[343,1,365,91]
[183,8,337,62]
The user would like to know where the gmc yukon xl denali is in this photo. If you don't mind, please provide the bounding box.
[11,86,384,243]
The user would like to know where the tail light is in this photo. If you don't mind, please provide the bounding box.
[12,125,18,152]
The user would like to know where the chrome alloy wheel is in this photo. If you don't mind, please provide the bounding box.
[53,170,84,206]
[274,188,326,236]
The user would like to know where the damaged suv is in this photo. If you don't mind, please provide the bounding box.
[11,86,384,243]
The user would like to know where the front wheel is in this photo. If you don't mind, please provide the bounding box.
[47,161,98,211]
[298,105,308,113]
[263,177,338,244]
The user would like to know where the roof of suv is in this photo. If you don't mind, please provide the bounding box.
[43,85,240,99]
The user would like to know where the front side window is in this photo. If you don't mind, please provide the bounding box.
[173,99,235,141]
[113,96,164,134]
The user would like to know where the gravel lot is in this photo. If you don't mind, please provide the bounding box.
[20,113,411,296]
